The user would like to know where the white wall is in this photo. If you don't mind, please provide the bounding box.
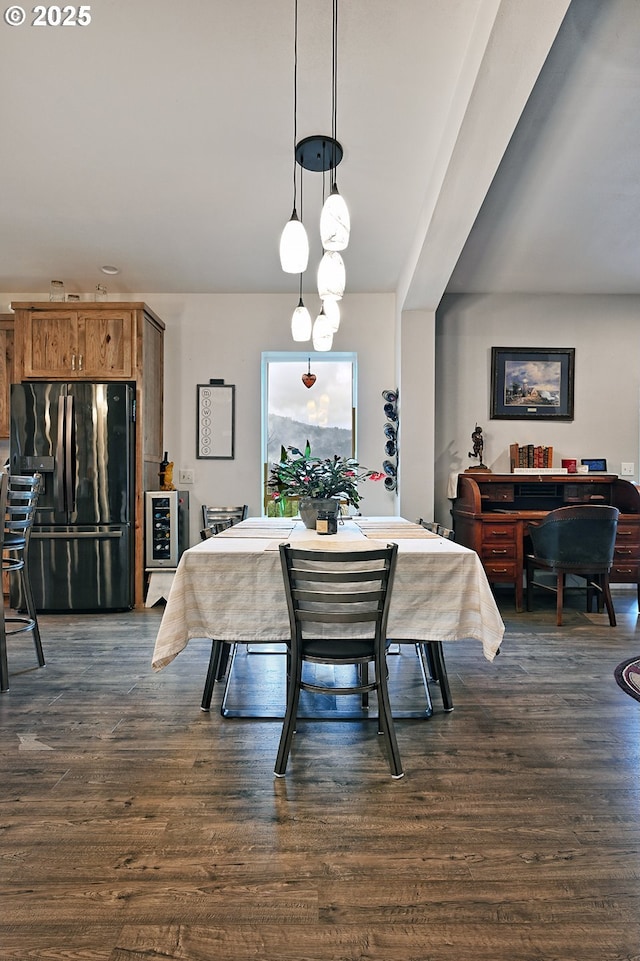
[399,309,436,524]
[434,293,640,526]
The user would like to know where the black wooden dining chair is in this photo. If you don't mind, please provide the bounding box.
[526,505,619,626]
[275,542,403,778]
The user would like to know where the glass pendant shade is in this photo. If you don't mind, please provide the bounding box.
[291,298,312,341]
[312,309,333,351]
[317,250,345,300]
[320,185,350,250]
[279,210,309,274]
[322,297,340,333]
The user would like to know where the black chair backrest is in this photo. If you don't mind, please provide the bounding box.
[0,471,8,549]
[199,518,235,540]
[201,505,248,529]
[4,473,41,542]
[529,505,619,567]
[418,518,439,532]
[279,544,398,649]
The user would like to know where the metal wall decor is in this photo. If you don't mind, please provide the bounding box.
[196,382,235,459]
[382,388,398,491]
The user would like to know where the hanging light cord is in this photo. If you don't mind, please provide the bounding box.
[298,144,305,298]
[331,0,338,187]
[291,0,300,211]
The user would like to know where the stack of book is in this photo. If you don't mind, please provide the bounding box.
[509,443,553,471]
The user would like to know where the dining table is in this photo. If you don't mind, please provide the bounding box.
[151,516,505,715]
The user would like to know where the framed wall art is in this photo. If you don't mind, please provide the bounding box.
[490,347,575,421]
[196,383,235,459]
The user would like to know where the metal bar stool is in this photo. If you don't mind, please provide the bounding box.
[1,473,44,692]
[0,471,10,692]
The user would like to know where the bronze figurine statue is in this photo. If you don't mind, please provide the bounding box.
[466,423,490,472]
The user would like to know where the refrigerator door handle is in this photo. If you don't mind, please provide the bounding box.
[65,394,76,513]
[31,529,124,540]
[55,396,66,513]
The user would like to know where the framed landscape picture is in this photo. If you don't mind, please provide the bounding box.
[490,347,575,421]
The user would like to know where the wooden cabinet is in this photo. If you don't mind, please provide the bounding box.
[11,301,165,609]
[453,472,640,611]
[16,307,133,379]
[0,314,15,439]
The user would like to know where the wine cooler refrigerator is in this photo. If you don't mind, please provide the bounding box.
[145,490,190,568]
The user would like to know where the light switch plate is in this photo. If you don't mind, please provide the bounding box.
[178,469,194,484]
[621,462,634,476]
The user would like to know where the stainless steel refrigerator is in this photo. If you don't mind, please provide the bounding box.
[10,381,136,612]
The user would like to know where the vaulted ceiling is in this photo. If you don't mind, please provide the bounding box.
[1,0,637,309]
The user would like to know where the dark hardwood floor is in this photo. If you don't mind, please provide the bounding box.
[1,587,640,960]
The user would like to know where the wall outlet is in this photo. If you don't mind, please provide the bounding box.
[178,469,194,484]
[621,462,634,476]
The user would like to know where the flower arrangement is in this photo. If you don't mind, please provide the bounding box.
[268,441,385,509]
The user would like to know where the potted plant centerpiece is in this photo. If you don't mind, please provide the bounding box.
[268,441,384,528]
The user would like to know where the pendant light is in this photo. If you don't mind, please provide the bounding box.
[279,0,309,274]
[291,273,312,341]
[320,0,350,251]
[322,297,340,332]
[317,249,345,300]
[312,305,334,351]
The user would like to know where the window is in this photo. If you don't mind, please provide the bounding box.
[262,351,357,514]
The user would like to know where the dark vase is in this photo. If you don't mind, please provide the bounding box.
[298,497,340,530]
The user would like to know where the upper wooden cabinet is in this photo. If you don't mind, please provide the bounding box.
[13,305,134,379]
[0,314,15,438]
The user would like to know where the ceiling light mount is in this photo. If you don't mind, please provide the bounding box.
[295,136,343,172]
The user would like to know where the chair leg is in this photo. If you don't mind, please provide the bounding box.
[215,642,232,680]
[201,640,223,711]
[415,644,434,717]
[360,662,369,709]
[274,655,303,777]
[526,561,534,612]
[0,612,8,693]
[376,656,404,779]
[19,566,44,667]
[427,641,453,712]
[601,574,617,627]
[556,572,564,626]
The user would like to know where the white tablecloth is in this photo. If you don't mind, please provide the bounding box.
[151,517,505,670]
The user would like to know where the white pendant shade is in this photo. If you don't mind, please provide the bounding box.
[312,309,333,351]
[320,185,350,251]
[317,250,345,300]
[322,297,340,333]
[291,299,312,341]
[279,211,309,274]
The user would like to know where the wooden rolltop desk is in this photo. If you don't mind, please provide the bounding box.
[452,473,640,611]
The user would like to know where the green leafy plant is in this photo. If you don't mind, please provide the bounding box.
[268,441,384,508]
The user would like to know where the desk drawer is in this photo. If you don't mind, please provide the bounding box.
[482,522,517,544]
[483,560,518,581]
[611,562,639,583]
[615,523,640,546]
[482,542,516,560]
